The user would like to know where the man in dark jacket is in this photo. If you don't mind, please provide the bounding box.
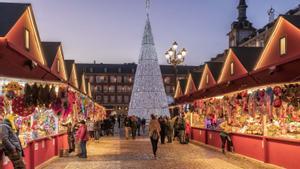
[141,118,146,135]
[178,116,186,144]
[0,119,25,169]
[137,117,141,136]
[130,116,138,140]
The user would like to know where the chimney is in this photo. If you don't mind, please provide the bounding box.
[93,60,96,64]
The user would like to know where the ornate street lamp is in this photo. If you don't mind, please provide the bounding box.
[165,41,187,90]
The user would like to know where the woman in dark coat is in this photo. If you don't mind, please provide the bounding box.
[159,117,167,144]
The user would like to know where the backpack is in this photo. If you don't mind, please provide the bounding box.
[151,130,159,140]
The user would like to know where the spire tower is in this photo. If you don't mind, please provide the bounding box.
[228,0,256,47]
[128,0,169,119]
[237,0,247,21]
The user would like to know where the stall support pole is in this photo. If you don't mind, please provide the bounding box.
[205,129,208,144]
[29,142,35,169]
[263,137,268,163]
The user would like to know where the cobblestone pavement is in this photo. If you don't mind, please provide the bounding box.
[42,131,280,169]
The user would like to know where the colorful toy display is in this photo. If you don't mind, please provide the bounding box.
[188,83,300,139]
[0,80,105,146]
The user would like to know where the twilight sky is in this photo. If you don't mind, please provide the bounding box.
[3,0,300,65]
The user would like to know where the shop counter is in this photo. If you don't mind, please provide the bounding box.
[191,127,300,169]
[2,132,68,169]
[191,127,206,144]
[230,132,265,161]
[265,136,300,169]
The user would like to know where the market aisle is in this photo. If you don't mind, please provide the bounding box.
[42,135,279,169]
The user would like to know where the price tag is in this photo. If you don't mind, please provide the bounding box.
[209,134,212,140]
[42,141,45,148]
[34,143,38,151]
[53,139,55,146]
[199,130,202,135]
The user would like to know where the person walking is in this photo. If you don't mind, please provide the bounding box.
[178,115,186,144]
[149,114,161,159]
[159,117,167,144]
[0,119,26,169]
[173,116,179,141]
[77,120,89,158]
[219,118,233,154]
[185,119,191,144]
[166,117,173,143]
[117,115,121,128]
[124,116,131,139]
[62,122,75,153]
[141,118,146,135]
[131,116,138,140]
[86,118,94,139]
[73,120,81,156]
[137,117,141,136]
[94,119,101,143]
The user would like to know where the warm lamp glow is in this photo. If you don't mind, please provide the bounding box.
[165,52,170,59]
[168,48,174,56]
[181,48,187,56]
[172,41,178,50]
[178,53,182,59]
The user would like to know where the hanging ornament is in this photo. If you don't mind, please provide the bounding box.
[49,86,57,103]
[12,96,35,117]
[24,83,33,107]
[273,98,282,108]
[0,96,4,113]
[3,81,23,93]
[273,86,282,96]
[31,83,39,106]
[51,98,62,116]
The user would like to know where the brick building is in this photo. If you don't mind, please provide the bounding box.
[77,63,198,114]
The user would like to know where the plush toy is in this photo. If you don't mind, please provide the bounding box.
[273,98,282,108]
[273,86,282,96]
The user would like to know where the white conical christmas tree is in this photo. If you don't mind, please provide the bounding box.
[128,12,170,120]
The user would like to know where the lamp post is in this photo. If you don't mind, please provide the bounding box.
[165,41,187,92]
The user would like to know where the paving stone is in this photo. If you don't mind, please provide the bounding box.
[42,136,280,169]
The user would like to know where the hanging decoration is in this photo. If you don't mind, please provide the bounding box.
[190,82,300,139]
[12,96,36,117]
[3,81,23,100]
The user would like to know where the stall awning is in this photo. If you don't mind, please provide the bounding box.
[0,40,61,81]
[176,55,300,104]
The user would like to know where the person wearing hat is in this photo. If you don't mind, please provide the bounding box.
[76,120,88,158]
[0,118,25,169]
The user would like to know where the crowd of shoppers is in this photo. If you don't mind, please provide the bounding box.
[147,113,192,159]
[124,115,147,139]
[60,115,118,159]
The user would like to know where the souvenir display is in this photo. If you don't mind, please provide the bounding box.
[189,83,300,139]
[0,79,106,146]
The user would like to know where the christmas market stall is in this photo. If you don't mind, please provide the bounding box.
[0,3,104,169]
[176,15,300,169]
